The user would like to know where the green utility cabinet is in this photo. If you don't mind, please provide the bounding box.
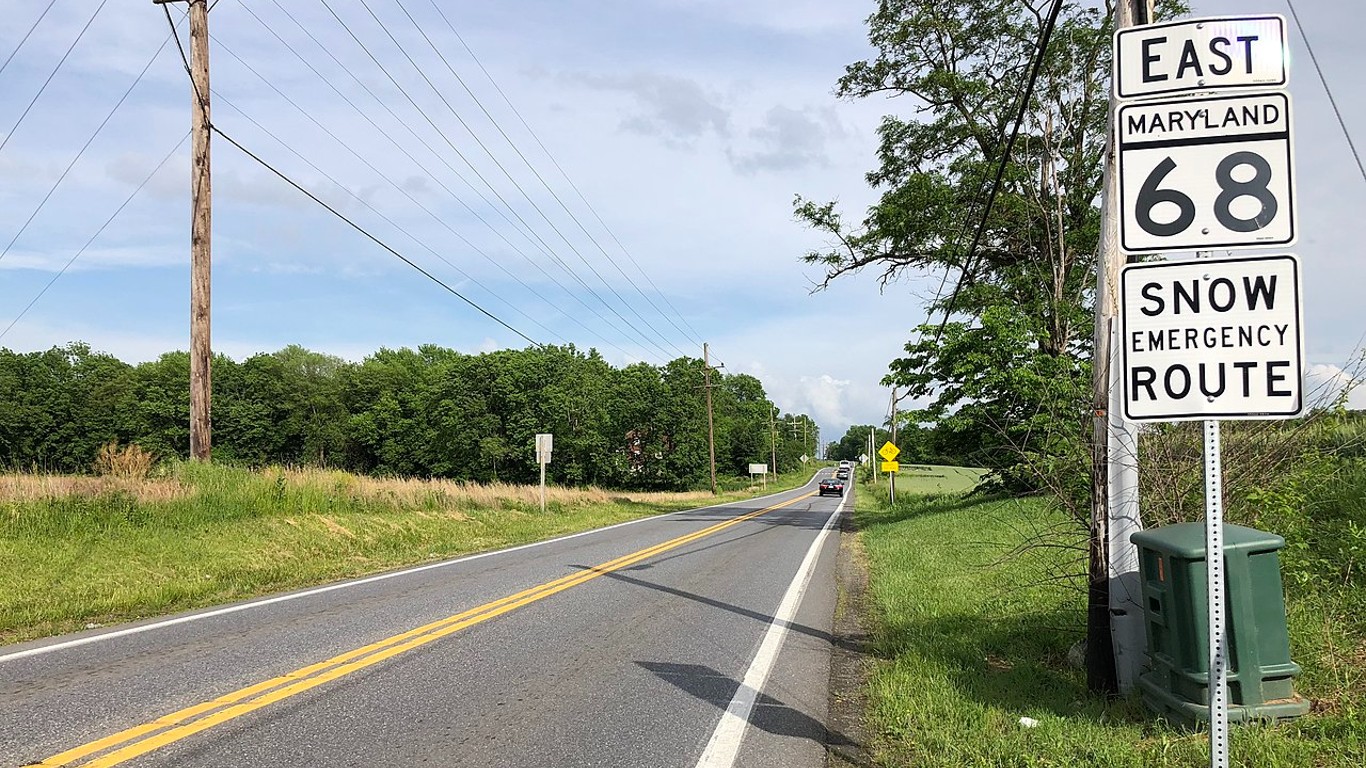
[1130,523,1310,725]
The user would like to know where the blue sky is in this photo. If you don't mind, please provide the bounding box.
[1,0,1363,450]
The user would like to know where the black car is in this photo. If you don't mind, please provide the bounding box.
[819,478,845,496]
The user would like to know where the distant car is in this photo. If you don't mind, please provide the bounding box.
[835,469,849,479]
[819,478,845,496]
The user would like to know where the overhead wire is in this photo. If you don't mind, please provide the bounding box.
[394,0,704,351]
[0,19,174,267]
[152,2,544,347]
[0,0,60,79]
[427,0,704,346]
[888,0,1067,414]
[308,0,675,361]
[230,3,641,360]
[213,87,565,346]
[1284,0,1365,186]
[252,0,629,346]
[0,134,190,343]
[0,0,112,156]
[347,0,689,361]
[214,126,543,347]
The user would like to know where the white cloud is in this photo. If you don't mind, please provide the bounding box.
[1304,361,1366,410]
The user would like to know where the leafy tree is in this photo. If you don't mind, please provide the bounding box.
[0,341,814,492]
[795,0,1120,487]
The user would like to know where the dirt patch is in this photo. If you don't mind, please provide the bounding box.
[826,498,877,768]
[315,515,356,538]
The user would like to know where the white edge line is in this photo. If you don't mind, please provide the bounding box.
[0,472,826,664]
[692,480,846,768]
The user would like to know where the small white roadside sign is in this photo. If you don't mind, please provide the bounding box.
[1115,15,1288,100]
[1121,254,1303,421]
[1118,91,1295,253]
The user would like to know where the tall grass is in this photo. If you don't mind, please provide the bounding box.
[853,478,1365,767]
[0,463,810,645]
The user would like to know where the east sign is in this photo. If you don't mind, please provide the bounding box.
[1121,254,1303,422]
[1115,15,1287,100]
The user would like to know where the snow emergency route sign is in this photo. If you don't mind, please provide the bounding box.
[1121,254,1303,422]
[1117,91,1296,253]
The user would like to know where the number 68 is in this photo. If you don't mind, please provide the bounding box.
[1136,151,1278,237]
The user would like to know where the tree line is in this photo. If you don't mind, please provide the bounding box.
[0,342,817,490]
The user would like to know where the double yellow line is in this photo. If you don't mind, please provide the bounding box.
[36,490,816,767]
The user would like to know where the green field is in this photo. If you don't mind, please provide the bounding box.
[852,467,1365,767]
[0,463,815,645]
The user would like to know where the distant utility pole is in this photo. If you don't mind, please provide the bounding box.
[156,0,213,462]
[1090,0,1153,696]
[870,428,877,485]
[703,343,718,494]
[770,406,778,478]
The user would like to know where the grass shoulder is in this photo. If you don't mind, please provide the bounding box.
[0,463,814,646]
[850,468,1364,767]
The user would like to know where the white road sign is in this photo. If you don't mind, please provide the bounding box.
[748,463,768,475]
[1118,92,1295,253]
[535,433,553,464]
[1115,15,1287,100]
[1121,254,1303,421]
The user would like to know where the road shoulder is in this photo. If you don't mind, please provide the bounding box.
[826,498,875,768]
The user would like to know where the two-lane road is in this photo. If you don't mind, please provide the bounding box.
[1,471,852,767]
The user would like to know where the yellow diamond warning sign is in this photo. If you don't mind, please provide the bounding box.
[878,441,900,462]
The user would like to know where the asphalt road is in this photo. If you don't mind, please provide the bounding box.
[1,470,851,768]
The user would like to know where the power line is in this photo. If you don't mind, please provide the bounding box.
[211,36,571,337]
[213,88,565,346]
[1,135,190,343]
[0,23,173,267]
[213,126,543,347]
[0,0,59,80]
[238,1,651,362]
[349,0,689,361]
[396,0,704,351]
[927,0,1066,347]
[427,0,705,346]
[1284,0,1365,186]
[311,0,677,362]
[0,0,112,157]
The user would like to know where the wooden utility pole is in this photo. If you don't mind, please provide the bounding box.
[1089,0,1152,696]
[156,0,213,461]
[769,406,778,478]
[703,343,717,494]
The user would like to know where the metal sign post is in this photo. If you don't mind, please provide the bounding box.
[748,463,768,490]
[1113,14,1298,766]
[877,441,900,505]
[535,433,553,514]
[1203,416,1229,768]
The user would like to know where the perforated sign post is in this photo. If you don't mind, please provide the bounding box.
[1118,91,1295,254]
[1114,16,1298,768]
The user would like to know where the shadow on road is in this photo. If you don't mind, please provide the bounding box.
[635,661,872,765]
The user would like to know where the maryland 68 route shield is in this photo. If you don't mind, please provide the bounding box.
[1118,92,1296,253]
